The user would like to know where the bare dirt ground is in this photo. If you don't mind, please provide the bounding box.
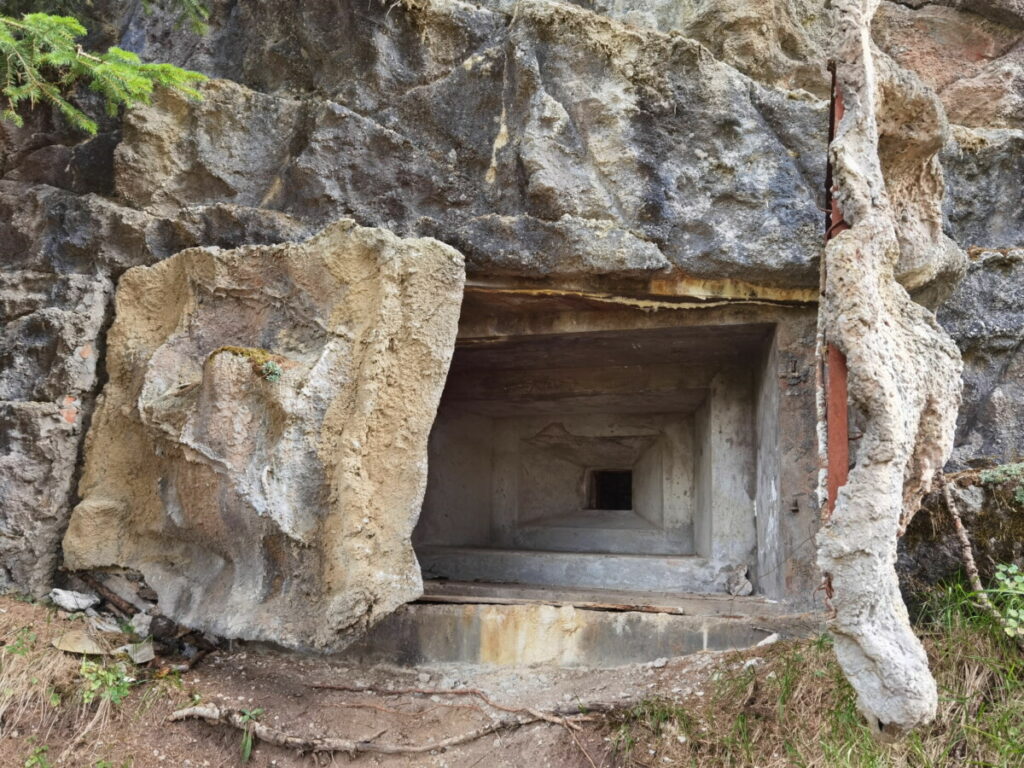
[0,596,727,768]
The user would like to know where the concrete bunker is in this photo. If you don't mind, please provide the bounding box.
[414,316,780,597]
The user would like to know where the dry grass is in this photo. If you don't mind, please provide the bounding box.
[1,581,1022,767]
[604,582,1024,767]
[0,605,85,743]
[0,599,183,767]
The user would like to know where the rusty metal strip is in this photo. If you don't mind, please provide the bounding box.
[824,62,851,519]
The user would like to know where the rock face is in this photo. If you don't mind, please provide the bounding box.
[940,249,1024,467]
[0,267,111,595]
[113,1,827,285]
[0,0,1022,630]
[61,222,465,650]
[899,478,1024,595]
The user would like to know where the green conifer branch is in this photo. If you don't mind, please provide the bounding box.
[1,12,207,134]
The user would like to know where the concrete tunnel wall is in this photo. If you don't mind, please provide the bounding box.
[412,313,809,601]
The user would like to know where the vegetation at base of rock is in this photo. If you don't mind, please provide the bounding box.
[980,462,1024,506]
[238,707,264,762]
[606,580,1024,767]
[989,563,1024,639]
[0,11,206,134]
[79,660,133,705]
[21,744,51,768]
[0,600,194,765]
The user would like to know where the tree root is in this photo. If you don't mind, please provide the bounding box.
[943,479,1024,653]
[307,682,621,727]
[168,697,607,758]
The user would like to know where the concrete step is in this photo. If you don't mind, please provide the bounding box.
[513,520,692,555]
[417,545,725,593]
[340,601,819,667]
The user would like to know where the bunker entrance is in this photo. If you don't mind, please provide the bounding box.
[414,322,778,597]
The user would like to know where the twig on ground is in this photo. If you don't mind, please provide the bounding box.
[308,683,619,728]
[169,703,593,757]
[943,478,1024,653]
[566,723,599,768]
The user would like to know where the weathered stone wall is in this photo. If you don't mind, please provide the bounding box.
[1,0,1022,601]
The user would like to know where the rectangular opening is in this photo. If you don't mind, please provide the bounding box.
[414,322,775,595]
[588,469,632,510]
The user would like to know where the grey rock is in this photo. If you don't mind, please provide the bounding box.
[0,402,84,596]
[49,588,100,612]
[943,129,1024,251]
[725,564,754,596]
[887,0,1024,29]
[116,639,155,664]
[130,612,153,638]
[940,249,1024,466]
[105,1,828,285]
[0,0,1022,616]
[0,272,110,403]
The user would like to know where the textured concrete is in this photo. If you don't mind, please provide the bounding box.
[418,546,723,593]
[340,601,814,667]
[61,222,465,650]
[416,322,766,591]
[817,0,964,736]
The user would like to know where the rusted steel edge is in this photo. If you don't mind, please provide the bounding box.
[823,61,851,520]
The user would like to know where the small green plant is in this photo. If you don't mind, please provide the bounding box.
[8,626,37,656]
[23,745,52,768]
[980,462,1024,486]
[611,721,636,754]
[238,707,264,762]
[79,660,133,706]
[260,360,282,383]
[980,462,1024,505]
[988,563,1024,639]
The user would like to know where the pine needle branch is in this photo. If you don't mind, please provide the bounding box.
[0,12,207,134]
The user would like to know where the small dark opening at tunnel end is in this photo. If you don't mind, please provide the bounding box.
[588,469,633,511]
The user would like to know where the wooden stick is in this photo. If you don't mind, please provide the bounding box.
[75,573,138,617]
[943,480,1024,653]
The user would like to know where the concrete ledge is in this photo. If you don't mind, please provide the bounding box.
[340,602,821,667]
[420,580,796,617]
[418,546,725,592]
[513,521,691,555]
